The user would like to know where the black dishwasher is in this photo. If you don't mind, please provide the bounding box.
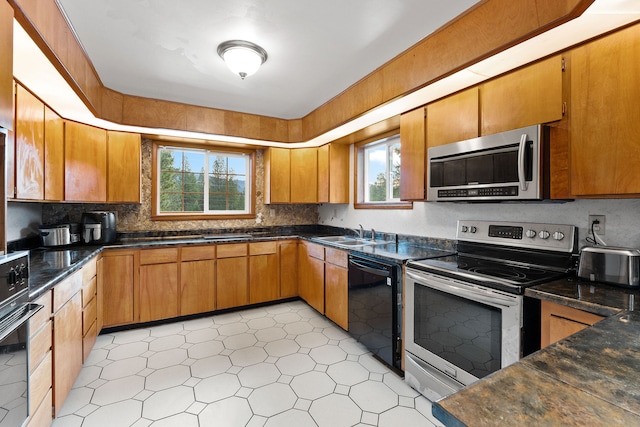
[348,253,401,372]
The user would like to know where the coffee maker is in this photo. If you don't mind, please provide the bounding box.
[81,211,116,244]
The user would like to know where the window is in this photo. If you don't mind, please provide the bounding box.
[355,134,409,208]
[153,143,255,219]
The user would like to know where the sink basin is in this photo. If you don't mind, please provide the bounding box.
[314,236,390,248]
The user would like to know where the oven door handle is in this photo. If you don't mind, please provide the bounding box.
[517,133,529,191]
[349,259,391,277]
[407,271,519,308]
[0,303,44,342]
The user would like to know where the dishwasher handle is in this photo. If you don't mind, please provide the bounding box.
[349,258,391,277]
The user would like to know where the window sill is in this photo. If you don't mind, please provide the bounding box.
[152,213,255,221]
[354,202,412,210]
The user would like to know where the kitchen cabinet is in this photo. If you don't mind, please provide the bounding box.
[44,105,64,201]
[27,291,52,427]
[427,87,479,148]
[0,0,12,130]
[480,55,564,136]
[298,241,325,314]
[569,24,640,196]
[52,270,83,416]
[249,241,279,304]
[279,240,298,298]
[399,107,426,201]
[216,243,249,309]
[96,256,104,331]
[540,300,604,348]
[101,249,137,327]
[324,247,348,330]
[15,83,45,200]
[264,147,290,203]
[139,248,179,322]
[107,130,141,203]
[81,257,98,362]
[180,245,216,316]
[65,121,107,202]
[291,148,318,203]
[317,143,349,203]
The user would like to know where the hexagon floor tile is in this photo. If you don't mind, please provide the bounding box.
[51,300,439,427]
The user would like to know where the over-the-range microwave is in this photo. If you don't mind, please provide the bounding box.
[427,124,550,201]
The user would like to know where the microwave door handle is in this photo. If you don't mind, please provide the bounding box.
[518,133,528,191]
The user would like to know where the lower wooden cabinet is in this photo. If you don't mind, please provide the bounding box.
[81,256,98,362]
[324,248,348,330]
[298,241,325,314]
[540,300,604,348]
[27,291,52,427]
[217,244,249,309]
[249,242,279,304]
[180,245,216,315]
[102,250,136,327]
[139,248,179,322]
[279,240,298,298]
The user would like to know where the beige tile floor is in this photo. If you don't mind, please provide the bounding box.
[51,300,441,427]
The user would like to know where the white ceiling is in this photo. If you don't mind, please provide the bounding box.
[55,0,479,119]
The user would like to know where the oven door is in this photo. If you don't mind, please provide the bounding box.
[404,268,521,400]
[0,302,43,426]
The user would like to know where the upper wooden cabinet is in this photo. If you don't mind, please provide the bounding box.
[107,131,141,203]
[427,87,479,148]
[317,143,349,204]
[569,24,640,197]
[15,84,45,200]
[65,121,107,202]
[0,1,12,130]
[264,147,319,204]
[480,55,564,136]
[399,107,426,201]
[44,106,64,201]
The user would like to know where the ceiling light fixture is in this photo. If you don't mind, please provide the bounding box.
[217,40,268,80]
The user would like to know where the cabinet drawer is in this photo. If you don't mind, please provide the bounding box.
[29,321,51,371]
[82,257,97,283]
[83,297,97,335]
[53,271,82,313]
[217,243,248,258]
[82,276,97,307]
[305,242,325,260]
[182,245,216,261]
[140,248,179,264]
[29,292,52,334]
[250,241,277,256]
[27,388,52,427]
[29,352,52,422]
[83,321,97,362]
[325,247,348,268]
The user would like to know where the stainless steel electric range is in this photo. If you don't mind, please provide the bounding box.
[404,220,577,402]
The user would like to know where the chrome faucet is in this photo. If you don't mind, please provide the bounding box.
[371,228,376,241]
[358,224,364,238]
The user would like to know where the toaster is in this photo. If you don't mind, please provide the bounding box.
[578,246,640,287]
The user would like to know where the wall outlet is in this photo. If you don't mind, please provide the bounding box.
[588,214,606,235]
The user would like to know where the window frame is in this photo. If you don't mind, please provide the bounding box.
[151,141,256,220]
[354,132,412,210]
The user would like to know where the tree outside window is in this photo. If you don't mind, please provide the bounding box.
[363,136,401,203]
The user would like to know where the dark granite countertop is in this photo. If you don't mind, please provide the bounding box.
[434,278,640,426]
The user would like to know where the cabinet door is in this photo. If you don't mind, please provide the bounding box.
[324,249,348,330]
[44,106,64,201]
[216,257,248,309]
[291,148,318,203]
[279,241,298,298]
[0,1,12,130]
[180,259,215,315]
[65,121,107,202]
[427,87,479,148]
[298,242,324,314]
[52,292,83,416]
[139,263,178,322]
[570,25,640,196]
[108,130,141,202]
[96,256,104,331]
[102,251,136,327]
[264,147,290,203]
[399,107,426,201]
[480,55,563,136]
[318,144,349,204]
[15,84,45,200]
[540,300,604,348]
[249,253,279,304]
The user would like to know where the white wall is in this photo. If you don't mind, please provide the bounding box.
[6,202,42,241]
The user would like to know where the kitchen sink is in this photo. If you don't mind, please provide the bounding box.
[314,235,390,248]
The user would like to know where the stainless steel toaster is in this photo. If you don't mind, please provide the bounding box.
[578,246,640,287]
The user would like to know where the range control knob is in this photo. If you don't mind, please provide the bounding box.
[525,229,537,238]
[469,226,477,233]
[539,230,550,240]
[460,225,469,233]
[553,231,565,241]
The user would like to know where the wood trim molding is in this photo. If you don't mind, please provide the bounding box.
[10,0,594,143]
